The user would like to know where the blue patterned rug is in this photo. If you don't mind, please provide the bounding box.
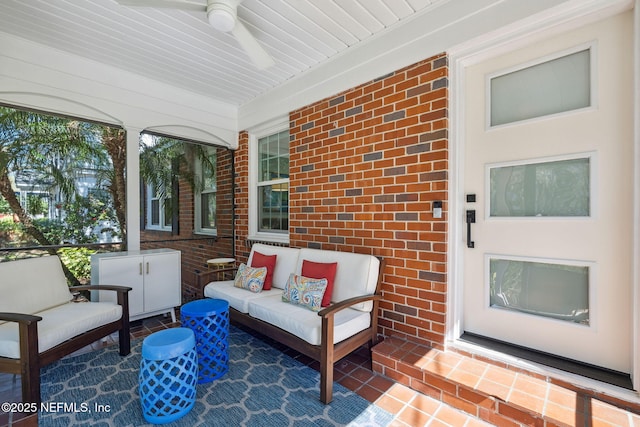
[39,326,394,426]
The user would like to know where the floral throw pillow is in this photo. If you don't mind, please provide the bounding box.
[282,273,328,312]
[233,263,267,293]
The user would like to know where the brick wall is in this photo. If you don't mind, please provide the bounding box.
[141,146,234,303]
[235,53,449,348]
[233,132,252,263]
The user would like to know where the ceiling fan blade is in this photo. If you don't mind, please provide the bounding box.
[231,20,275,70]
[114,0,206,12]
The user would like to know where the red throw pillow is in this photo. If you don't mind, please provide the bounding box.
[250,251,277,290]
[302,260,337,307]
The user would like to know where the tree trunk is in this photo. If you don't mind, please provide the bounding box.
[102,128,127,249]
[0,171,80,286]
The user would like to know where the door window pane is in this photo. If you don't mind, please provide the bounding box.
[490,49,591,126]
[489,258,589,325]
[489,157,590,217]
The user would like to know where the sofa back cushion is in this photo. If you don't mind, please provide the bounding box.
[301,260,337,307]
[249,251,277,290]
[296,248,380,312]
[0,256,72,316]
[247,244,300,290]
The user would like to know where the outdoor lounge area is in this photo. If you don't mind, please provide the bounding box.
[1,0,640,426]
[2,312,640,426]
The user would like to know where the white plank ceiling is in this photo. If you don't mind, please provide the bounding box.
[0,0,446,106]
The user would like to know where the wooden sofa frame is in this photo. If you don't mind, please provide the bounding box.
[0,285,131,407]
[199,258,385,404]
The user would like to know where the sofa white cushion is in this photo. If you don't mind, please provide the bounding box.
[0,256,72,317]
[248,294,371,346]
[247,244,300,290]
[0,302,122,359]
[296,248,380,311]
[204,280,283,313]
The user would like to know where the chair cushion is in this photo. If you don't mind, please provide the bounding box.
[248,295,371,346]
[0,256,72,317]
[250,251,277,290]
[204,281,283,313]
[0,302,122,359]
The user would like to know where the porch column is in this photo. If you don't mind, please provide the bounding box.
[125,126,142,251]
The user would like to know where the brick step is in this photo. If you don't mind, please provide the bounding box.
[372,337,640,426]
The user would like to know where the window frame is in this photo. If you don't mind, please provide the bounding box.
[145,182,172,232]
[248,117,290,244]
[194,147,217,236]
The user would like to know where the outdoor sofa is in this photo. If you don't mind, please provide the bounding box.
[202,243,384,403]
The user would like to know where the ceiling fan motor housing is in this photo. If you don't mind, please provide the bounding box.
[207,0,237,32]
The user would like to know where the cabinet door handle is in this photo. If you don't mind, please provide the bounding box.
[139,262,143,275]
[146,262,150,275]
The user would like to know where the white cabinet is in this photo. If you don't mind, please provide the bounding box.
[91,249,181,322]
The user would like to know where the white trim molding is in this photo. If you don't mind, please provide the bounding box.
[0,32,238,149]
[238,0,581,131]
[632,0,640,392]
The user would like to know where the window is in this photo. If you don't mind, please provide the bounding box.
[258,130,289,233]
[0,105,125,259]
[140,134,183,232]
[488,155,591,217]
[489,46,593,127]
[195,149,217,234]
[489,256,590,325]
[248,124,289,242]
[146,183,172,231]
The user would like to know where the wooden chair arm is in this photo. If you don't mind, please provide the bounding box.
[70,285,132,294]
[69,285,131,316]
[196,267,238,288]
[317,294,382,318]
[0,312,42,324]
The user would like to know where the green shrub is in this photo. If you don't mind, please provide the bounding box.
[0,218,26,247]
[0,196,10,214]
[57,247,96,285]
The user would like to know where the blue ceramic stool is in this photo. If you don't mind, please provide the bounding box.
[180,299,229,383]
[139,328,198,424]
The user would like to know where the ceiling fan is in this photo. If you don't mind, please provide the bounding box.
[115,0,276,69]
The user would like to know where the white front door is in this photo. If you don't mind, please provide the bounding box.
[461,11,634,373]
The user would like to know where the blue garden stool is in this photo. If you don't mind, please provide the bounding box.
[180,298,229,383]
[139,328,198,424]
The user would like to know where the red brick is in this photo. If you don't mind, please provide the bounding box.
[497,402,544,427]
[235,53,449,352]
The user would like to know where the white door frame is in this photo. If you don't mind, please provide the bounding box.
[447,0,640,396]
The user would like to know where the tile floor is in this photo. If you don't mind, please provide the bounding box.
[0,313,490,427]
[373,336,640,427]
